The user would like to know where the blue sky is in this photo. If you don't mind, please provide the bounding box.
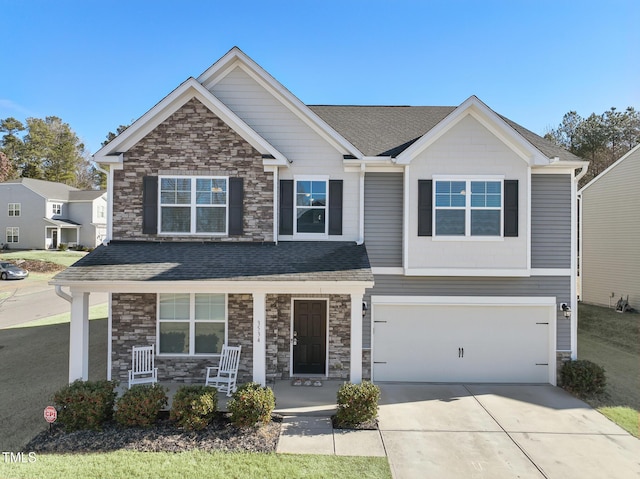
[1,0,638,154]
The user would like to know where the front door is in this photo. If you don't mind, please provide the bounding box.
[52,230,58,249]
[293,300,327,375]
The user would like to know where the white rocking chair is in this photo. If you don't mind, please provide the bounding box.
[205,344,242,397]
[128,345,158,388]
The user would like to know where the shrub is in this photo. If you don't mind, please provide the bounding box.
[115,384,168,428]
[52,380,117,432]
[170,385,217,431]
[334,381,381,428]
[58,243,68,251]
[227,382,275,427]
[561,360,606,397]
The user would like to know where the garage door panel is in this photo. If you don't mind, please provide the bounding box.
[373,303,553,383]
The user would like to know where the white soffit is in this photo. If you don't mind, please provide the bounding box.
[394,96,549,166]
[93,77,287,165]
[197,46,363,159]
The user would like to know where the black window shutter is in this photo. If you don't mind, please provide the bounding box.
[228,177,244,235]
[328,180,343,236]
[279,180,294,235]
[142,176,158,234]
[418,180,433,236]
[504,180,519,237]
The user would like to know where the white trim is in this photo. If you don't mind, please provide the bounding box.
[252,293,267,386]
[403,165,410,270]
[404,268,531,277]
[395,96,549,166]
[531,165,586,175]
[290,298,329,377]
[69,291,90,382]
[530,268,572,276]
[570,171,578,359]
[371,267,404,275]
[350,292,363,383]
[527,166,532,271]
[357,165,365,244]
[94,78,288,166]
[107,292,112,381]
[580,143,639,192]
[272,167,279,244]
[156,293,228,357]
[197,47,363,159]
[293,176,330,237]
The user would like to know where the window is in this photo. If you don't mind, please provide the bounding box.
[295,180,327,234]
[8,203,20,217]
[97,204,106,219]
[159,176,228,234]
[158,293,226,355]
[434,179,502,236]
[51,203,62,215]
[6,227,19,243]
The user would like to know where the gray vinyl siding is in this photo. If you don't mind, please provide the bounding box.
[581,146,640,309]
[364,173,403,267]
[531,174,572,268]
[364,275,571,351]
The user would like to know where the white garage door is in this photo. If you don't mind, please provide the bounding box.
[372,299,555,384]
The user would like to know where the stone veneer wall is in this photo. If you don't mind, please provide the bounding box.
[556,351,572,386]
[112,97,273,242]
[362,350,371,381]
[265,294,352,380]
[111,292,254,384]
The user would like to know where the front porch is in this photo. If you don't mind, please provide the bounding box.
[117,379,345,416]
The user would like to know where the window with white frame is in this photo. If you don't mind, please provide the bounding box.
[158,293,226,355]
[51,203,62,215]
[6,227,19,243]
[8,203,20,217]
[295,179,327,234]
[160,176,228,234]
[434,179,502,236]
[97,204,106,219]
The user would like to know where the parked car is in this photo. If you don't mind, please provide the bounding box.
[0,262,29,280]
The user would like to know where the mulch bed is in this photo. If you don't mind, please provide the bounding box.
[26,412,282,454]
[12,259,66,274]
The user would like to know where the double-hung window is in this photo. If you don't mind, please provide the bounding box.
[51,203,62,216]
[8,203,20,217]
[159,176,228,234]
[6,227,19,243]
[158,293,226,355]
[295,179,327,234]
[434,178,502,237]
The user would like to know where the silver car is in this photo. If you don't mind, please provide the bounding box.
[0,261,29,280]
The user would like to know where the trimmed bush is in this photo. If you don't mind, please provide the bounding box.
[115,384,168,428]
[170,385,217,431]
[335,381,380,428]
[561,359,606,397]
[52,380,117,432]
[227,382,275,427]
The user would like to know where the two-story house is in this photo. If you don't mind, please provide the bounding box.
[52,47,587,388]
[0,178,107,250]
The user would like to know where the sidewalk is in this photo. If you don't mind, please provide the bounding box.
[276,416,387,457]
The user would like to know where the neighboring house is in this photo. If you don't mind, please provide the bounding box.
[579,144,639,310]
[0,178,107,250]
[52,47,587,388]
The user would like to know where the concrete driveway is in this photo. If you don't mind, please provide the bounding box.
[378,383,640,479]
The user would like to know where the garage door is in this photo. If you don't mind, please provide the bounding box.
[372,299,555,384]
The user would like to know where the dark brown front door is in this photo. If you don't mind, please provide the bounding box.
[293,300,327,375]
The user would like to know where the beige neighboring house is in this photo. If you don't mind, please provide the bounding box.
[0,178,107,250]
[579,144,640,310]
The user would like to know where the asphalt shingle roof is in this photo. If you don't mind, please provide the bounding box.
[310,105,584,162]
[53,241,373,283]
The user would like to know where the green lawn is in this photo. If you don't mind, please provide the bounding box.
[0,451,392,479]
[0,250,87,267]
[577,303,640,437]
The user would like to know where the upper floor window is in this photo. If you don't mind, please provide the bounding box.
[158,293,226,355]
[296,180,327,234]
[8,203,20,217]
[434,179,502,236]
[6,227,19,243]
[159,176,228,235]
[97,204,106,219]
[51,203,62,215]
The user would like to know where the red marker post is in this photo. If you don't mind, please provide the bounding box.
[44,406,57,432]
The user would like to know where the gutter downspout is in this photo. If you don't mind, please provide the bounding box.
[572,162,589,360]
[55,285,72,303]
[357,164,365,245]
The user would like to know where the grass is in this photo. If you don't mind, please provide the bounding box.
[0,451,392,479]
[5,303,108,329]
[577,303,640,437]
[0,250,86,267]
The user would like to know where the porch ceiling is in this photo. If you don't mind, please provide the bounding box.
[51,241,373,283]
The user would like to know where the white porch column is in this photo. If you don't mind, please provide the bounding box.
[350,292,363,383]
[69,291,90,382]
[252,292,267,386]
